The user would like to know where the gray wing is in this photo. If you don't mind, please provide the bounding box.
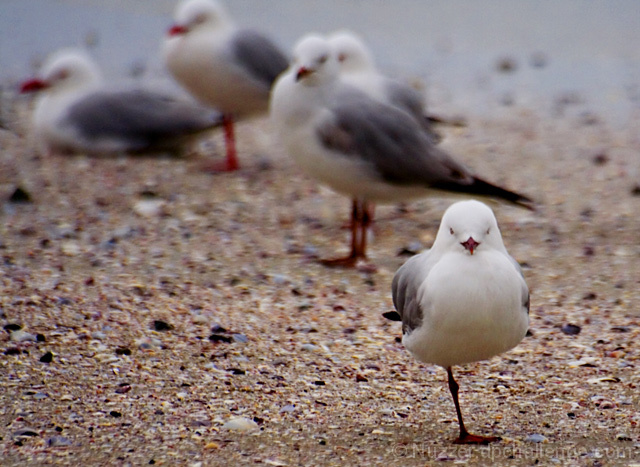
[391,251,437,335]
[62,90,222,150]
[508,253,530,314]
[318,89,474,186]
[317,89,534,209]
[384,79,441,144]
[231,30,289,88]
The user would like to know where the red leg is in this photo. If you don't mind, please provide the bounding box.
[202,114,239,173]
[340,201,375,229]
[354,200,374,259]
[223,115,239,171]
[320,199,368,268]
[447,367,501,445]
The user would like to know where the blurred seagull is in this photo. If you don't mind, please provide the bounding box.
[390,200,530,444]
[164,0,289,171]
[270,35,534,267]
[20,48,221,156]
[328,30,441,143]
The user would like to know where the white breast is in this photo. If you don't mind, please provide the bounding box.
[403,250,529,367]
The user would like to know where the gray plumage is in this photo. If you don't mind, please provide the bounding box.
[62,89,222,152]
[384,80,441,144]
[317,88,532,208]
[391,253,430,334]
[232,30,289,89]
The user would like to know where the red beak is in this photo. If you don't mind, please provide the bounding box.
[20,78,49,93]
[295,66,311,82]
[461,237,480,255]
[167,24,188,36]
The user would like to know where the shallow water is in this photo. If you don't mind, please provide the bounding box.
[2,0,639,125]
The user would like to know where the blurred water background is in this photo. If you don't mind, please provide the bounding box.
[1,0,639,127]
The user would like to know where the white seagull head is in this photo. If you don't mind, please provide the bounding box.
[327,30,375,75]
[432,200,505,256]
[168,0,231,37]
[291,34,339,86]
[20,49,102,96]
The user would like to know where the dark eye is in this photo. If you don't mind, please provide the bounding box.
[449,227,454,235]
[486,228,491,235]
[318,54,328,64]
[337,53,346,62]
[55,69,69,81]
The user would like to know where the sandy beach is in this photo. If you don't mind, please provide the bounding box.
[1,1,640,464]
[1,87,639,465]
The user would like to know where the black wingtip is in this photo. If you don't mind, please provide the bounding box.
[470,177,537,212]
[382,311,402,321]
[210,111,225,129]
[433,176,536,211]
[425,114,467,128]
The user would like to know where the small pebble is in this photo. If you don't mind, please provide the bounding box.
[272,274,289,285]
[263,459,287,467]
[8,187,32,203]
[525,434,547,443]
[192,314,209,325]
[232,333,248,343]
[190,420,211,428]
[530,51,549,68]
[211,324,228,333]
[496,56,518,73]
[61,241,81,256]
[152,320,173,332]
[561,324,581,335]
[13,428,39,439]
[115,384,132,394]
[10,330,38,342]
[280,404,296,413]
[133,199,164,217]
[222,417,258,432]
[40,351,53,363]
[209,334,232,343]
[47,436,72,447]
[592,152,609,165]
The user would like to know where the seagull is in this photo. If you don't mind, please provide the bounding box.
[389,200,530,444]
[327,30,441,144]
[163,0,289,171]
[19,48,221,156]
[269,35,534,267]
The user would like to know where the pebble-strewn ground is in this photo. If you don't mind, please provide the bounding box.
[1,95,639,466]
